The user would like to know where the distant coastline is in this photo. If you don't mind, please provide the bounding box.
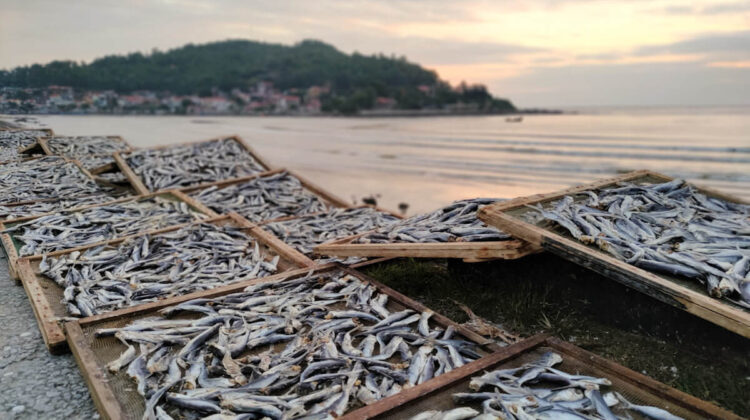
[355,108,563,117]
[1,108,564,119]
[0,39,519,117]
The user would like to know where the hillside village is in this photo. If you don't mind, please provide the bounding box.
[0,82,332,115]
[0,81,497,116]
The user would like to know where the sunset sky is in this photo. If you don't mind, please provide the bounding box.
[2,0,749,107]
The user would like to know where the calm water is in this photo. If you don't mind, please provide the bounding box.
[27,107,750,214]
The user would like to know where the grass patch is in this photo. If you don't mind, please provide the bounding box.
[363,254,750,417]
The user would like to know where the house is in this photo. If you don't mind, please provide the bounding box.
[119,94,148,107]
[374,97,397,110]
[304,98,322,113]
[199,96,233,114]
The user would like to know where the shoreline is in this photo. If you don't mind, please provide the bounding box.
[0,120,21,129]
[1,109,565,119]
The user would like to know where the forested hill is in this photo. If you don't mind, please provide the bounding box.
[0,39,516,113]
[1,40,437,93]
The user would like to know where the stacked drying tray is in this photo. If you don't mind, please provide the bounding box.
[479,170,750,339]
[0,134,315,352]
[0,157,127,220]
[315,198,540,262]
[113,136,273,194]
[15,213,313,351]
[38,135,134,184]
[0,191,216,279]
[0,128,53,163]
[259,205,404,264]
[180,168,407,264]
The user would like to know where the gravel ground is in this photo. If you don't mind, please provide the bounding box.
[0,255,97,420]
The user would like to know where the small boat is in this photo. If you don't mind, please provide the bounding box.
[505,116,523,123]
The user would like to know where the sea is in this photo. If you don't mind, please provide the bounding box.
[24,106,750,215]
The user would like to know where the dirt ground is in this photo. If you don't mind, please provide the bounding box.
[362,253,750,417]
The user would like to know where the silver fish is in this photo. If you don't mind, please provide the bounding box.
[125,138,266,191]
[357,198,511,244]
[0,159,117,205]
[0,129,49,162]
[529,179,750,306]
[191,171,329,222]
[263,207,400,263]
[41,223,280,316]
[417,352,683,420]
[8,196,207,256]
[100,270,480,418]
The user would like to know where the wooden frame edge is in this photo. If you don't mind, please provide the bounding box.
[228,212,317,268]
[65,322,122,420]
[230,135,275,171]
[315,238,536,260]
[477,173,750,339]
[17,258,68,353]
[112,152,150,195]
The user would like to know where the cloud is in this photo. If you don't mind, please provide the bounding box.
[635,31,750,59]
[575,53,620,61]
[660,5,693,15]
[700,1,750,14]
[488,61,750,107]
[374,38,544,65]
[658,1,750,15]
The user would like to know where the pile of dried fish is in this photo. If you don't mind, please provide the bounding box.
[45,136,129,171]
[0,160,115,204]
[191,171,329,222]
[0,129,48,161]
[7,197,208,256]
[125,138,266,191]
[46,135,129,157]
[0,194,118,220]
[100,269,480,419]
[0,156,65,174]
[96,171,129,184]
[264,207,400,260]
[410,352,684,420]
[528,179,750,307]
[356,198,510,244]
[41,223,280,316]
[76,155,116,171]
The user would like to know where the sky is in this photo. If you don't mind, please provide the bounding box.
[1,0,749,107]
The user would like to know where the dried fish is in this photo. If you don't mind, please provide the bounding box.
[7,196,208,256]
[46,135,129,157]
[45,136,129,171]
[0,160,115,205]
[0,129,49,162]
[414,352,684,420]
[191,171,329,222]
[101,270,481,419]
[528,179,750,307]
[41,223,281,316]
[357,198,510,244]
[0,156,65,175]
[95,171,128,184]
[77,155,116,171]
[0,194,117,220]
[125,138,266,191]
[263,207,400,262]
